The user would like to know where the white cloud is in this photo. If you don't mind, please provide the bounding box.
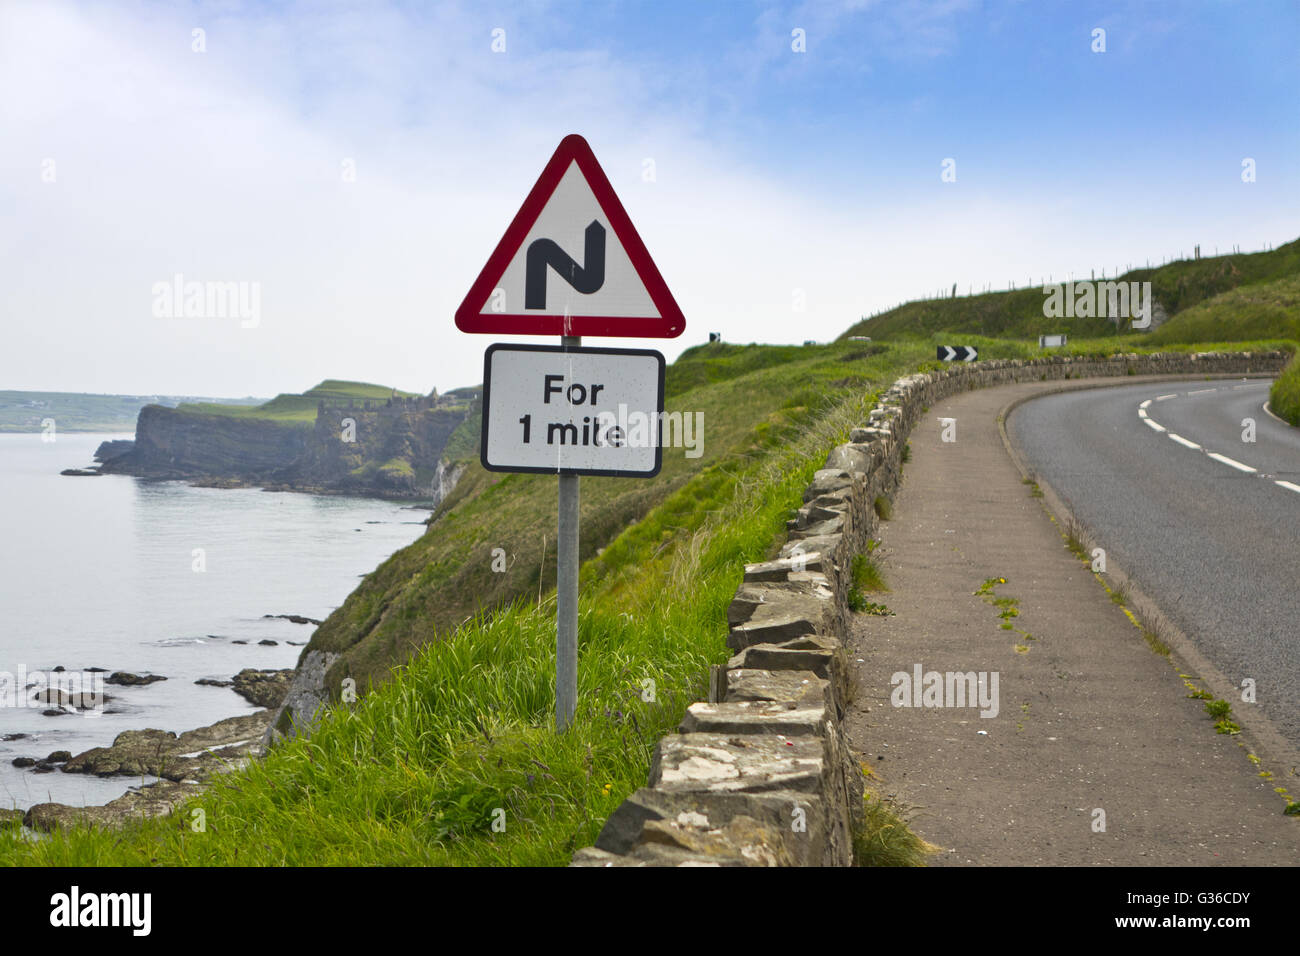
[0,1,1294,397]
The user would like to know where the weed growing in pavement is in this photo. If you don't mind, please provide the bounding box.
[851,790,936,867]
[1204,698,1241,735]
[852,551,888,593]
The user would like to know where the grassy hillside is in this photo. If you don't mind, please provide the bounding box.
[174,380,422,422]
[839,238,1300,343]
[1270,353,1300,426]
[1147,273,1300,345]
[304,341,912,699]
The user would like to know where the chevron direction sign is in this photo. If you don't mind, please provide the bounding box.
[938,345,978,362]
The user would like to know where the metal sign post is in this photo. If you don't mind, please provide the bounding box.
[556,335,580,731]
[455,134,684,733]
[478,339,664,729]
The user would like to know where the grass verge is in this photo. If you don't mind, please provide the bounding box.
[1269,352,1300,425]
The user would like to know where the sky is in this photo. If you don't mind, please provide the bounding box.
[2,0,1297,398]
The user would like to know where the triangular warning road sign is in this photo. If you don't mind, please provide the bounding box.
[455,134,685,338]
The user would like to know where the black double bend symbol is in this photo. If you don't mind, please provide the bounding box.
[525,220,606,309]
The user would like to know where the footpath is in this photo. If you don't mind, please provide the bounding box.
[844,378,1299,865]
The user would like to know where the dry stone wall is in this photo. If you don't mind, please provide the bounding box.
[571,350,1289,867]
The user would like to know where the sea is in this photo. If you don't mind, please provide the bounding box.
[0,432,428,811]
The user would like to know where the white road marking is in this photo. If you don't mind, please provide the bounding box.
[1261,401,1290,426]
[1207,452,1257,473]
[1233,383,1264,390]
[1135,393,1295,497]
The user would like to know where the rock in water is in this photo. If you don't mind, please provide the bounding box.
[231,669,294,709]
[62,729,178,776]
[31,688,73,706]
[263,613,323,625]
[93,439,135,463]
[105,672,167,686]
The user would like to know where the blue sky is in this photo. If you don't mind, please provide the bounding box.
[2,0,1296,396]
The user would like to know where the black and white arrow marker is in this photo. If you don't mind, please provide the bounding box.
[938,345,978,362]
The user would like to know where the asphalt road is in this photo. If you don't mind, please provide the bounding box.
[1007,379,1300,750]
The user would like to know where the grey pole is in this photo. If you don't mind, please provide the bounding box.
[556,334,580,731]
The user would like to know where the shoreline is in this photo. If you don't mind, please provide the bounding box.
[5,670,292,833]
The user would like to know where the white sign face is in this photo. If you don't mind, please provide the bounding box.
[481,344,665,476]
[483,161,660,321]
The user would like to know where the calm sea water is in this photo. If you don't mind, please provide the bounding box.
[0,432,428,810]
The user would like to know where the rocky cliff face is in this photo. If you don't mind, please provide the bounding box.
[102,393,475,499]
[100,405,309,480]
[285,400,468,497]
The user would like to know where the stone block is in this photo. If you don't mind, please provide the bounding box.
[649,733,827,795]
[726,582,836,650]
[743,551,827,582]
[678,700,828,737]
[593,787,829,866]
[722,668,830,711]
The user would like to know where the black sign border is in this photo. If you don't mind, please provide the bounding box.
[480,342,666,478]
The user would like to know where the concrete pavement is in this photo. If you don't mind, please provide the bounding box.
[843,376,1299,866]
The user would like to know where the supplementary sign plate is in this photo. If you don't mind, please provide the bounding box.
[481,343,666,476]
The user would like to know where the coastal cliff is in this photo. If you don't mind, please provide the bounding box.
[101,404,310,479]
[100,380,479,500]
[283,400,470,497]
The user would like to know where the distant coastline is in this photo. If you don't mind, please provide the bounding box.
[0,389,264,434]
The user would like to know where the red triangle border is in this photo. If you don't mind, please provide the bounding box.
[454,134,685,338]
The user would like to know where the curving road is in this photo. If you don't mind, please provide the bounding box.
[1007,379,1300,750]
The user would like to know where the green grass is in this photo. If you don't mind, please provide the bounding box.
[1148,273,1300,345]
[304,340,927,701]
[839,238,1300,345]
[1269,352,1300,426]
[1204,699,1241,735]
[851,552,887,592]
[851,793,935,866]
[174,380,421,422]
[3,347,897,866]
